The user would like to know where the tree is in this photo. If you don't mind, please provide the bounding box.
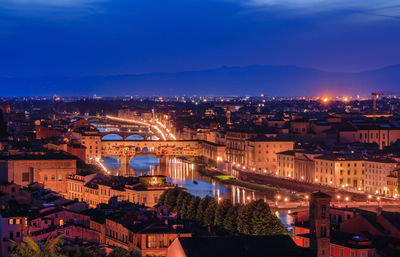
[250,200,287,235]
[179,194,193,219]
[214,199,233,227]
[164,188,181,211]
[223,205,238,232]
[109,248,141,257]
[12,235,65,257]
[203,198,217,225]
[158,190,167,205]
[186,196,201,220]
[174,190,189,213]
[237,204,253,234]
[196,196,212,223]
[62,245,107,257]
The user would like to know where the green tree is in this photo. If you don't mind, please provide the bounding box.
[237,204,253,234]
[63,245,107,257]
[196,196,212,223]
[108,247,141,257]
[203,198,217,225]
[186,196,201,220]
[158,190,168,205]
[174,190,189,213]
[214,199,233,227]
[12,235,65,257]
[164,188,181,211]
[223,205,238,232]
[179,194,193,219]
[250,200,287,235]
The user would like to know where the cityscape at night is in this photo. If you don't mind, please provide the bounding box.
[1,1,400,257]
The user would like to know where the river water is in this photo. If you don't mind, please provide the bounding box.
[98,130,293,229]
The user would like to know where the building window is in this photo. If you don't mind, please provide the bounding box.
[340,248,344,257]
[22,172,30,182]
[147,235,157,248]
[330,246,335,257]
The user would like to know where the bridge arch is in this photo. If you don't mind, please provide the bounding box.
[101,133,123,141]
[126,134,145,140]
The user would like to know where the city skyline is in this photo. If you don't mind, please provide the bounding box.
[1,0,400,96]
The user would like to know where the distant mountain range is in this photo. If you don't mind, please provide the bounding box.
[2,64,400,97]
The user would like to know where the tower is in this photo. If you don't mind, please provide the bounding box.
[309,191,331,257]
[226,105,232,125]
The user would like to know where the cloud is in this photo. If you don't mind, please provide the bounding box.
[0,0,105,7]
[0,0,107,19]
[235,0,400,18]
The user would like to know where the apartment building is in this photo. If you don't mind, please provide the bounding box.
[314,155,365,190]
[0,153,77,196]
[246,136,294,173]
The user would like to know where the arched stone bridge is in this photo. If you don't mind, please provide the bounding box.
[101,140,200,176]
[99,131,154,140]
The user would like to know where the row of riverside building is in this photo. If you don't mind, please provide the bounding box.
[277,151,399,197]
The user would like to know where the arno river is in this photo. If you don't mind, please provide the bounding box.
[100,131,293,229]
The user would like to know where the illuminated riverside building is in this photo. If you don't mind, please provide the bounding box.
[66,174,176,208]
[245,136,294,173]
[364,158,398,195]
[314,155,365,190]
[0,153,77,196]
[81,132,102,162]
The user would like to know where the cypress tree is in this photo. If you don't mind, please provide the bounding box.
[179,194,193,219]
[196,196,212,223]
[164,188,181,211]
[250,200,287,235]
[203,198,217,225]
[158,190,167,205]
[174,190,189,213]
[214,199,232,227]
[187,196,201,220]
[237,203,253,234]
[223,205,238,232]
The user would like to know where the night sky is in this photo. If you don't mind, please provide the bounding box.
[1,0,400,95]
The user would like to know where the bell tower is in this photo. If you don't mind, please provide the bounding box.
[226,105,232,125]
[309,191,331,257]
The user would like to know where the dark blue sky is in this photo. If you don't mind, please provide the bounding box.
[1,0,400,78]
